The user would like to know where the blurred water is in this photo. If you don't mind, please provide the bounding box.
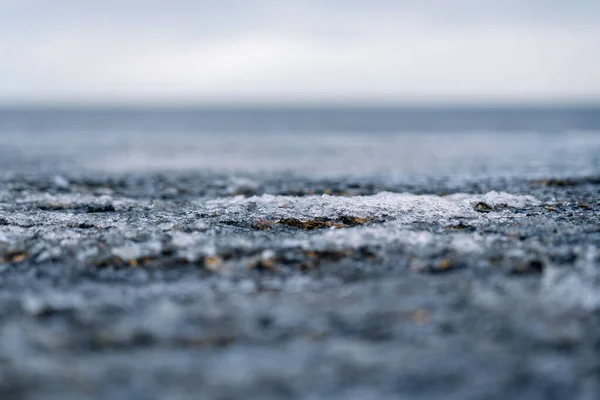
[1,106,599,180]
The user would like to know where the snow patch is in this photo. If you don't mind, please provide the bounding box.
[203,191,540,225]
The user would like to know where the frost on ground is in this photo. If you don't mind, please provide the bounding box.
[204,190,539,224]
[1,189,541,268]
[0,172,599,399]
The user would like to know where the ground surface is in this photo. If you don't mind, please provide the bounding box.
[1,109,600,399]
[1,169,599,400]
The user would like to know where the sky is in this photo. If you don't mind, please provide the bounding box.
[1,0,599,105]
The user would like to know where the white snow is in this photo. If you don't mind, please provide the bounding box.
[202,191,540,225]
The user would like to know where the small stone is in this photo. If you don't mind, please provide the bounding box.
[204,256,223,271]
[3,251,28,263]
[439,260,453,270]
[474,202,493,213]
[252,220,272,230]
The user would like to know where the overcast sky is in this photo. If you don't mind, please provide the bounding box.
[1,0,599,105]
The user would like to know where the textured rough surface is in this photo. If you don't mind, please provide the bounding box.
[1,170,599,399]
[1,109,600,399]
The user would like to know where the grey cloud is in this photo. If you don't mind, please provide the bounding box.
[0,0,599,103]
[3,1,599,35]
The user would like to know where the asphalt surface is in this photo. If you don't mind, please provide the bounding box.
[0,169,599,399]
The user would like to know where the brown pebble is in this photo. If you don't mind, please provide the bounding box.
[204,256,223,271]
[11,253,27,263]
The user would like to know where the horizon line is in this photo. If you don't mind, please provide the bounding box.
[1,98,600,111]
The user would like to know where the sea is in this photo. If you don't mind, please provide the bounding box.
[1,106,599,182]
